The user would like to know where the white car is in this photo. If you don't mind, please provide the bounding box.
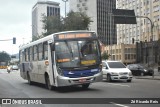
[102,60,133,82]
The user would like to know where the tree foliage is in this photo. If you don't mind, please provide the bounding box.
[41,11,92,37]
[42,14,63,37]
[0,51,11,62]
[64,11,92,31]
[101,51,110,60]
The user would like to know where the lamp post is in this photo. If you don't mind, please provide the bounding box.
[62,0,68,18]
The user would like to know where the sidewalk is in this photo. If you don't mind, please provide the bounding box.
[135,68,160,80]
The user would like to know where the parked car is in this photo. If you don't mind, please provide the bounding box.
[126,64,153,76]
[102,60,133,82]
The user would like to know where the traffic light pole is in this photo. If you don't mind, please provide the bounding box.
[0,37,16,44]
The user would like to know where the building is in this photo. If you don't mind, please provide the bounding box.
[136,40,160,65]
[105,43,136,64]
[69,0,117,45]
[32,1,60,39]
[116,0,160,44]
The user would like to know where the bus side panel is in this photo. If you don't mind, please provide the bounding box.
[37,60,48,84]
[31,61,39,82]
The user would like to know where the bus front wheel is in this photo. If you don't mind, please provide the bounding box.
[45,75,53,90]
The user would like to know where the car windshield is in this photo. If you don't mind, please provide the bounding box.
[55,39,100,68]
[107,62,126,68]
[12,65,18,68]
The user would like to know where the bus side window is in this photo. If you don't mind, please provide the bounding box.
[30,47,33,61]
[20,50,22,63]
[38,43,43,61]
[25,48,28,62]
[22,50,25,62]
[28,48,30,61]
[43,42,48,60]
[33,45,38,61]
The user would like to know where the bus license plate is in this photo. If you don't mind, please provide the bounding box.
[79,79,86,83]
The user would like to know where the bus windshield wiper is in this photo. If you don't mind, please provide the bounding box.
[64,41,74,59]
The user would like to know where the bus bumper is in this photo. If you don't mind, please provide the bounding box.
[56,72,102,87]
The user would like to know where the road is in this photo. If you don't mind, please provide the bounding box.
[0,69,160,107]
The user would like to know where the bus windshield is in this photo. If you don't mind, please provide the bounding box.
[55,39,100,68]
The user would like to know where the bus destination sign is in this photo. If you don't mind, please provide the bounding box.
[55,33,92,40]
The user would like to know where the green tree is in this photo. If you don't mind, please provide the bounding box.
[101,51,110,60]
[0,51,11,62]
[41,11,92,37]
[64,11,92,30]
[42,14,63,36]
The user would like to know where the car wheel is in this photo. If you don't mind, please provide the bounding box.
[107,74,112,82]
[127,80,132,82]
[45,75,53,90]
[82,83,90,89]
[140,72,144,76]
[27,72,32,85]
[7,70,10,73]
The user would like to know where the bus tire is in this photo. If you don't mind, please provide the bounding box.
[27,72,32,85]
[82,83,90,89]
[45,75,53,90]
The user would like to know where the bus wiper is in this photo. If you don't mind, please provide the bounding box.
[64,41,74,59]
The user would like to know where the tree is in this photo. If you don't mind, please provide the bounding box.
[64,11,92,30]
[101,51,110,60]
[0,51,11,62]
[41,14,63,37]
[41,11,92,37]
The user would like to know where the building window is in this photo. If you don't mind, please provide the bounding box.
[77,4,80,7]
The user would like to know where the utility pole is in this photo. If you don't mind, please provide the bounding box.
[62,0,68,18]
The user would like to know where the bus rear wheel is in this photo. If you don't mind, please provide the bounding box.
[45,75,53,90]
[82,83,90,89]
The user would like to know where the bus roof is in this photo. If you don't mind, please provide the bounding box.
[19,30,96,50]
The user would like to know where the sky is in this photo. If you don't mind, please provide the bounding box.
[0,0,69,55]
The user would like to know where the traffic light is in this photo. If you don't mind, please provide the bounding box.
[13,37,16,44]
[132,38,134,44]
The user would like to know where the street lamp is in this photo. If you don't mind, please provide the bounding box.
[62,0,68,18]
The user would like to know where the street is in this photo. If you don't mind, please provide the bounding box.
[0,69,160,107]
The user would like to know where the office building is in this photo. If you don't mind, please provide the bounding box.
[32,1,60,39]
[116,0,160,44]
[69,0,117,45]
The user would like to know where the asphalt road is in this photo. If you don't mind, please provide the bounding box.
[0,69,160,107]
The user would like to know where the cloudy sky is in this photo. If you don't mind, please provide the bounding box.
[0,0,69,55]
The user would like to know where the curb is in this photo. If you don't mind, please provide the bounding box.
[135,76,160,80]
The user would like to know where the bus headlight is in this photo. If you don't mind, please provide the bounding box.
[57,68,64,76]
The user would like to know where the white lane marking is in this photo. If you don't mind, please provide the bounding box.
[107,83,130,87]
[110,102,130,107]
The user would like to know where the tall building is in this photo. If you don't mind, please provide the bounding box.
[32,1,60,39]
[69,0,117,45]
[116,0,160,44]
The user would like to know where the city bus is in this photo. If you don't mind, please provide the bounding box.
[19,31,102,90]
